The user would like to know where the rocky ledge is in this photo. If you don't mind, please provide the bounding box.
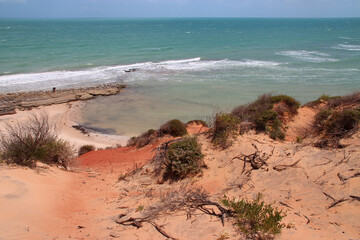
[0,83,126,116]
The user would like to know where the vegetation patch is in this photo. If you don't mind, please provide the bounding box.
[230,94,298,141]
[164,136,204,180]
[221,193,286,240]
[270,95,300,115]
[0,114,73,168]
[314,108,360,148]
[78,145,95,156]
[306,94,340,107]
[159,119,188,137]
[186,119,209,127]
[211,113,240,149]
[127,129,158,148]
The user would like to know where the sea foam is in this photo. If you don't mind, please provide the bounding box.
[333,44,360,51]
[0,58,282,93]
[277,50,338,63]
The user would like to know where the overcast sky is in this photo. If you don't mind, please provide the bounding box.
[0,0,359,18]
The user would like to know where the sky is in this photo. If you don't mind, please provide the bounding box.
[0,0,359,18]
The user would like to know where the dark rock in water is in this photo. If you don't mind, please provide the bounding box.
[0,106,16,116]
[124,68,137,73]
[72,124,117,135]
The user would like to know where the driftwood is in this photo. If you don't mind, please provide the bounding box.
[232,146,271,174]
[116,186,231,239]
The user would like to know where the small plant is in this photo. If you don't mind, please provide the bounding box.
[136,205,144,212]
[159,119,188,137]
[217,231,230,240]
[296,136,303,143]
[164,136,204,179]
[78,145,95,156]
[221,193,286,240]
[211,113,240,149]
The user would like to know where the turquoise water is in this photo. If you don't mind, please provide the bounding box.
[1,18,359,136]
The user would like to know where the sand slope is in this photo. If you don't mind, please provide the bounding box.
[1,111,359,240]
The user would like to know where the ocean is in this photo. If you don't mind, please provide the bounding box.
[0,18,359,136]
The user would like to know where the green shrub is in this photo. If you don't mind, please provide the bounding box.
[306,94,341,107]
[0,114,73,167]
[296,136,303,143]
[313,110,332,131]
[164,136,204,179]
[78,145,95,156]
[270,95,300,115]
[314,108,360,148]
[159,119,188,137]
[324,109,360,137]
[254,110,278,131]
[232,94,273,122]
[211,113,240,149]
[127,129,157,148]
[221,193,286,239]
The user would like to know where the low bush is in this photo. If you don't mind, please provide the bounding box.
[221,193,286,240]
[159,119,188,137]
[232,94,273,123]
[306,94,340,107]
[78,145,95,156]
[164,136,204,179]
[270,95,300,115]
[255,110,285,140]
[127,129,157,148]
[314,108,360,148]
[211,113,240,149]
[324,109,360,138]
[186,119,209,127]
[0,114,73,167]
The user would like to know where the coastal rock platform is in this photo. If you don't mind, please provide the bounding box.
[0,83,126,116]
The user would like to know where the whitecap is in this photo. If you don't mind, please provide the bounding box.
[0,57,283,93]
[277,50,338,63]
[333,44,360,51]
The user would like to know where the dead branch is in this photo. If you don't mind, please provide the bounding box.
[303,215,311,225]
[337,172,360,182]
[279,202,293,209]
[116,217,148,228]
[232,150,270,174]
[273,160,300,172]
[326,198,349,209]
[350,195,360,201]
[150,222,179,240]
[323,192,336,201]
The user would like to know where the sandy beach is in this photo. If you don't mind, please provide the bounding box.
[0,101,129,150]
[0,83,129,150]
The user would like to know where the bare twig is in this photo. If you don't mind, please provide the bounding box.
[323,192,336,202]
[273,160,300,172]
[326,198,349,209]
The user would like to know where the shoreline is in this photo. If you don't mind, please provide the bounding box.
[0,83,126,116]
[0,84,129,150]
